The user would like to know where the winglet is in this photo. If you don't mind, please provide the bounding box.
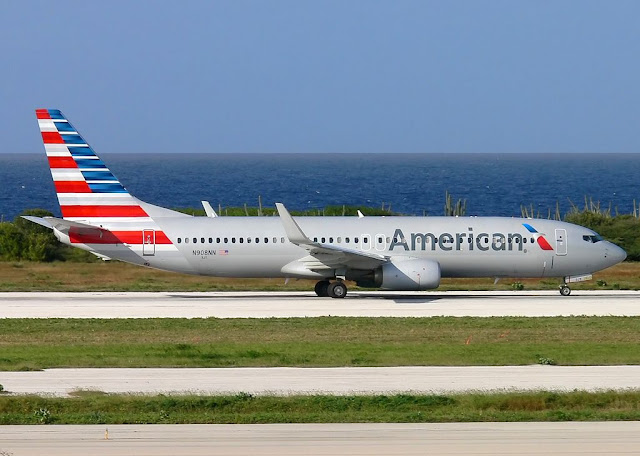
[275,203,312,245]
[201,201,218,217]
[357,210,364,218]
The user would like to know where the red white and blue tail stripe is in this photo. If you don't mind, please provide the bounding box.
[36,109,186,251]
[36,109,150,222]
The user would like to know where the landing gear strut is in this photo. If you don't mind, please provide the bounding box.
[314,280,347,298]
[559,285,571,296]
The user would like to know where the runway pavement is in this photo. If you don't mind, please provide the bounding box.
[1,422,639,455]
[1,290,639,318]
[3,366,640,397]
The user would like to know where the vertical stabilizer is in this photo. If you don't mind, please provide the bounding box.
[36,109,185,223]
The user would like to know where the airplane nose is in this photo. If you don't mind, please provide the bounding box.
[606,243,627,265]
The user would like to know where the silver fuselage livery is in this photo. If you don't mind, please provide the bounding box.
[71,213,623,280]
[27,109,626,298]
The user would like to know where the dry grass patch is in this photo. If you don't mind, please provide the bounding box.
[0,261,638,292]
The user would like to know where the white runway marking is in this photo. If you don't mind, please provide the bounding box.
[2,366,640,397]
[1,290,639,318]
[1,422,639,456]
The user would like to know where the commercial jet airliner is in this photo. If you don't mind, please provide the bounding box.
[25,109,626,297]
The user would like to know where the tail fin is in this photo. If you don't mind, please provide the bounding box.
[36,109,184,222]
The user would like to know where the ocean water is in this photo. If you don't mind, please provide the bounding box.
[1,153,639,221]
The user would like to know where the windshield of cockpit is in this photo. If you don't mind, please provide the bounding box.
[583,234,604,243]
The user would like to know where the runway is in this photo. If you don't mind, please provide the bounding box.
[1,290,639,318]
[1,422,639,455]
[3,366,640,397]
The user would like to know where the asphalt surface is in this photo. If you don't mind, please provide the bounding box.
[1,290,639,318]
[3,366,640,397]
[1,422,639,455]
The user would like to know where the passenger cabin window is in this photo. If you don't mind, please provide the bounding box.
[185,238,189,244]
[273,237,277,243]
[346,237,350,243]
[329,237,334,243]
[201,238,205,244]
[247,238,251,244]
[337,237,342,243]
[224,237,228,243]
[193,238,197,244]
[177,238,182,244]
[232,238,236,243]
[264,237,268,243]
[240,238,244,244]
[281,237,285,243]
[255,238,259,243]
[217,237,221,243]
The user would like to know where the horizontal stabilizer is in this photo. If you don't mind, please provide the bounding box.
[22,216,120,245]
[23,216,101,234]
[21,216,54,229]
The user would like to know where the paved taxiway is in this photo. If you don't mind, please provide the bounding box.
[1,422,639,455]
[1,290,639,318]
[3,366,640,396]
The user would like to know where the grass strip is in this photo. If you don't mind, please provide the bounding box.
[2,390,640,424]
[1,317,640,370]
[0,261,638,291]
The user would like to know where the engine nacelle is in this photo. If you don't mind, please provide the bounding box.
[353,258,441,291]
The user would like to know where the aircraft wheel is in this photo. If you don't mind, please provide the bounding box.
[314,280,330,297]
[328,281,347,299]
[559,285,571,296]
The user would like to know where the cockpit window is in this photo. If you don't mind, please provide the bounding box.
[583,234,604,243]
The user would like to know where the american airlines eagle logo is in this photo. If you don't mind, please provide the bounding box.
[522,223,554,251]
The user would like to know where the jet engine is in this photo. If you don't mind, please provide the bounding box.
[355,258,441,291]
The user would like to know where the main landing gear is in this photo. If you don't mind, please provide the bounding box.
[559,285,571,296]
[314,280,347,298]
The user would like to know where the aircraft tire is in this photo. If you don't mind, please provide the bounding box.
[328,281,347,299]
[559,285,571,296]
[314,280,330,297]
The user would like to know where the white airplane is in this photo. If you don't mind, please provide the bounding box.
[25,109,626,297]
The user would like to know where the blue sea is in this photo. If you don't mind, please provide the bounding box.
[1,153,639,221]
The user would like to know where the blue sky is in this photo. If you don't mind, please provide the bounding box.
[2,0,640,153]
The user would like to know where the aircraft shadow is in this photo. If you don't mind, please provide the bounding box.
[168,293,444,304]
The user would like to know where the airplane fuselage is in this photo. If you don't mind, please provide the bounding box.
[61,215,622,281]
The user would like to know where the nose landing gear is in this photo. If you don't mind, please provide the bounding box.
[314,280,347,298]
[559,285,571,296]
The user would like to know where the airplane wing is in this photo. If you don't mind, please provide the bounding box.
[276,203,388,271]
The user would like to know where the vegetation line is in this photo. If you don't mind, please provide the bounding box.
[2,391,640,424]
[1,316,639,370]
